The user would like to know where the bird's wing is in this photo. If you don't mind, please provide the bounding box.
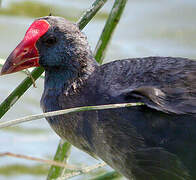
[123,85,196,114]
[98,57,196,115]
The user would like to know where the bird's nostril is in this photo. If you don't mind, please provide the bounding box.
[23,49,28,53]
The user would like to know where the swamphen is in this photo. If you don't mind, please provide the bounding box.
[1,16,196,180]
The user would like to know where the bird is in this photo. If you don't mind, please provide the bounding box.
[1,16,196,180]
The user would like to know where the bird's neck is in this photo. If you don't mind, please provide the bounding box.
[44,56,98,96]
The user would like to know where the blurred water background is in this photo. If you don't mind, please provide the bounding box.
[0,0,196,179]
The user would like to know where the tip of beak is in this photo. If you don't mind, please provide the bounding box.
[0,70,5,76]
[0,68,6,76]
[0,60,13,76]
[0,61,7,75]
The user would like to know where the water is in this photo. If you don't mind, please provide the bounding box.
[0,0,196,179]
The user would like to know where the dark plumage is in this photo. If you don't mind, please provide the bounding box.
[2,16,196,179]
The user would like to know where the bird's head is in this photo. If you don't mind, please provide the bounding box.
[1,16,92,75]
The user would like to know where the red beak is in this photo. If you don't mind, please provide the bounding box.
[0,40,39,75]
[0,19,50,75]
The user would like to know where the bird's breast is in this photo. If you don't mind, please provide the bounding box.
[41,89,99,156]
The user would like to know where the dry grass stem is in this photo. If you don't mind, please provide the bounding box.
[0,152,79,170]
[0,103,144,128]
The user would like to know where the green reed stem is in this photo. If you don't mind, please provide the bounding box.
[47,140,72,180]
[0,67,44,119]
[77,0,108,30]
[94,0,127,64]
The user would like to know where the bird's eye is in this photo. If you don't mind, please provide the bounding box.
[44,35,57,46]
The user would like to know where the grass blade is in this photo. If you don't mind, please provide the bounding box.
[94,0,128,64]
[77,0,108,30]
[0,103,143,128]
